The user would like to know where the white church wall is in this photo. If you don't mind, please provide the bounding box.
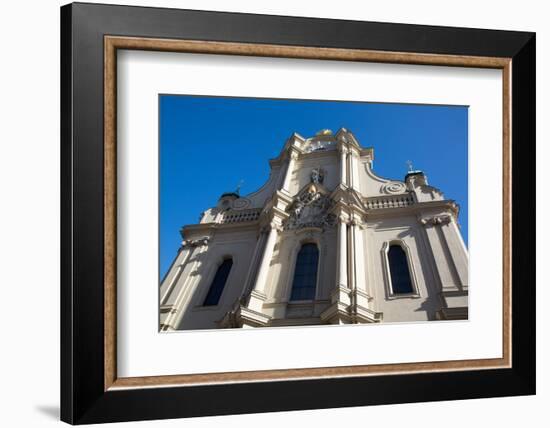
[160,246,189,304]
[359,161,410,198]
[289,152,339,195]
[243,164,284,208]
[365,216,442,322]
[174,229,257,330]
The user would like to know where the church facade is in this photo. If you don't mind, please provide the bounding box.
[160,129,468,331]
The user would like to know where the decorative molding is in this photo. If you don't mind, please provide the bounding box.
[217,304,272,328]
[319,301,382,324]
[337,214,349,224]
[231,197,252,210]
[419,213,453,226]
[336,143,349,155]
[365,193,415,210]
[219,207,261,224]
[289,149,300,160]
[160,304,177,315]
[182,237,211,247]
[381,181,407,194]
[270,220,284,232]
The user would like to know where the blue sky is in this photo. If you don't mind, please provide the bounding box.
[160,95,468,279]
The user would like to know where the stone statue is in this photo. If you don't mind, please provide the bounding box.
[310,167,325,184]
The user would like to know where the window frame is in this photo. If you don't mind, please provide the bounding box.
[200,256,234,307]
[287,240,321,303]
[381,240,421,299]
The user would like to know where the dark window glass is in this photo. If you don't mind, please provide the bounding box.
[290,244,319,301]
[388,245,414,294]
[203,258,233,306]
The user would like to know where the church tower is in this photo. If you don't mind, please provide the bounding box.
[160,128,468,331]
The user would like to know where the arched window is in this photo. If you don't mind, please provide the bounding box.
[203,258,233,306]
[388,245,413,294]
[290,243,319,301]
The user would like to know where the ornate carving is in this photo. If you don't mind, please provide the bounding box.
[182,237,210,247]
[349,218,363,228]
[419,214,453,226]
[304,137,336,153]
[260,220,283,234]
[284,189,336,230]
[337,214,349,224]
[381,181,407,194]
[231,197,251,210]
[270,221,284,232]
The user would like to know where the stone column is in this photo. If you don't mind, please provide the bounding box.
[338,145,348,186]
[347,218,357,318]
[351,218,367,292]
[347,150,353,189]
[347,220,355,293]
[336,216,348,289]
[329,214,351,310]
[349,148,361,192]
[281,151,299,194]
[350,217,371,315]
[247,222,279,311]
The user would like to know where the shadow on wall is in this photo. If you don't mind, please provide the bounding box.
[396,227,441,320]
[35,405,59,420]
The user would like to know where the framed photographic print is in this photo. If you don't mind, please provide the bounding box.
[60,2,536,424]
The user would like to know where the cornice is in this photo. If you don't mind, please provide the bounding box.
[181,221,260,235]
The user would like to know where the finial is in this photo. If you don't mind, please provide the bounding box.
[235,179,244,195]
[406,160,414,172]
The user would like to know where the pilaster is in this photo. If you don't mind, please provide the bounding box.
[337,141,349,186]
[160,236,211,331]
[281,149,300,195]
[418,212,468,320]
[245,219,282,312]
[348,146,362,192]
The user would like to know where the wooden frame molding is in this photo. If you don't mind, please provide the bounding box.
[104,35,512,391]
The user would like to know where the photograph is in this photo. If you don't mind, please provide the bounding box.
[159,95,469,331]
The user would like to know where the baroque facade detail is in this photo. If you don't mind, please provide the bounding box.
[285,187,336,230]
[419,213,454,226]
[160,128,469,331]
